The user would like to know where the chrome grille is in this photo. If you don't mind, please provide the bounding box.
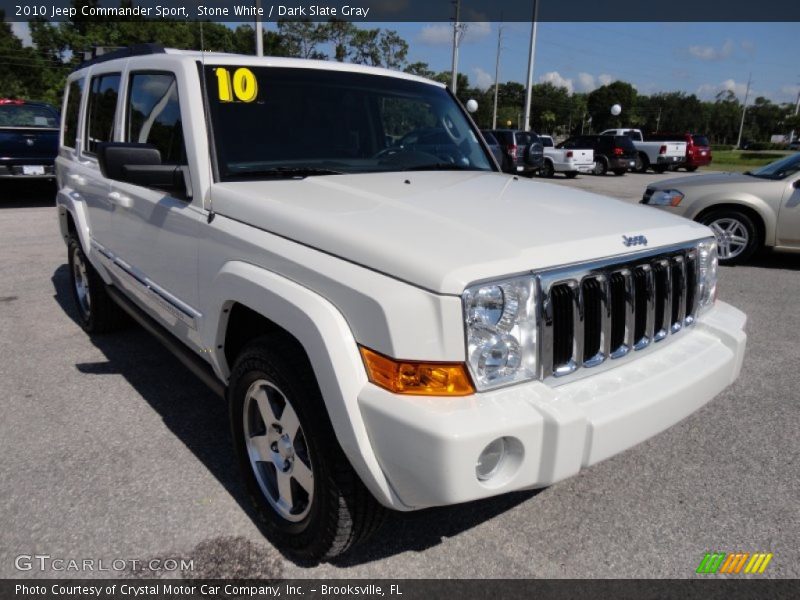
[539,245,699,382]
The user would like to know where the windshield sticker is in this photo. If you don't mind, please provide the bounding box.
[214,67,258,103]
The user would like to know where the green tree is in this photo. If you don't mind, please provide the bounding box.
[587,81,637,131]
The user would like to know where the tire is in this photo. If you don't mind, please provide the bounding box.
[634,153,649,173]
[699,209,761,264]
[541,160,555,178]
[593,157,608,176]
[685,166,698,172]
[229,337,384,561]
[67,235,126,333]
[613,169,627,176]
[653,165,667,174]
[565,171,578,179]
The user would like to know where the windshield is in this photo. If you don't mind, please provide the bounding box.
[204,66,493,180]
[0,104,58,128]
[747,153,800,180]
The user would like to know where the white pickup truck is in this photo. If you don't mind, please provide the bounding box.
[601,128,686,174]
[56,46,746,561]
[539,135,594,178]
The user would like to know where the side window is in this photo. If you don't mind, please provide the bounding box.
[63,79,83,148]
[85,73,121,155]
[126,72,186,165]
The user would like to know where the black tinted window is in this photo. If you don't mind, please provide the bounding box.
[63,80,83,148]
[86,73,120,154]
[614,136,636,150]
[481,131,498,145]
[515,132,533,146]
[127,72,186,164]
[692,135,710,146]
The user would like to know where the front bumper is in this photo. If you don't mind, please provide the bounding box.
[358,301,745,509]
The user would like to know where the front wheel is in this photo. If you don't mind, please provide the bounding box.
[699,209,761,264]
[540,160,555,178]
[229,337,384,561]
[67,235,126,333]
[634,153,649,173]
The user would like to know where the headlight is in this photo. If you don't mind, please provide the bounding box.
[648,189,684,206]
[696,239,718,314]
[463,277,536,390]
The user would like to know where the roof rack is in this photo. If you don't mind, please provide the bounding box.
[74,44,165,70]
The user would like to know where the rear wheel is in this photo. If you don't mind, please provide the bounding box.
[593,157,608,176]
[699,209,761,264]
[540,160,555,178]
[229,337,384,561]
[67,235,126,333]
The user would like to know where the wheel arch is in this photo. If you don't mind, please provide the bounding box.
[206,260,406,510]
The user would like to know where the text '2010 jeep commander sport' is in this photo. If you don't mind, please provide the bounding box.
[56,46,747,561]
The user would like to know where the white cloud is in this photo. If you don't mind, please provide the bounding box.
[576,72,596,93]
[697,79,749,100]
[598,74,614,86]
[741,40,756,56]
[10,22,33,47]
[539,71,573,94]
[417,21,491,46]
[472,67,494,91]
[688,39,734,61]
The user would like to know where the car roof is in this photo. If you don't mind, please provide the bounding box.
[73,45,444,89]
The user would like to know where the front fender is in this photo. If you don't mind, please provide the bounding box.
[203,260,407,510]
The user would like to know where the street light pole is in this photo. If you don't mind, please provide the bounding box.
[255,0,263,56]
[450,0,461,94]
[523,0,539,131]
[736,73,752,149]
[790,84,800,143]
[492,25,504,130]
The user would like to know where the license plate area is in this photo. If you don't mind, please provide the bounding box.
[22,165,45,175]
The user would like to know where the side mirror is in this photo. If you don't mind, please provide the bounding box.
[98,142,191,198]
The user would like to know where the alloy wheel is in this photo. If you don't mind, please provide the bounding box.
[708,217,749,260]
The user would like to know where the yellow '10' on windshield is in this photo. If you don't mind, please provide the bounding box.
[214,67,258,103]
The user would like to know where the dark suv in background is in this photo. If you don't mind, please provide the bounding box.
[0,99,59,181]
[484,129,544,176]
[559,135,636,176]
[648,132,712,172]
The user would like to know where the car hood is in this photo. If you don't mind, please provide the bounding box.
[211,171,710,294]
[649,171,761,189]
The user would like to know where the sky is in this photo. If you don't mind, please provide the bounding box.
[8,20,800,105]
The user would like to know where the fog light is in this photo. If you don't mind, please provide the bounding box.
[476,438,507,481]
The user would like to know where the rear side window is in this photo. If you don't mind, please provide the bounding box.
[126,72,186,164]
[515,132,533,146]
[541,137,553,147]
[63,80,83,148]
[85,73,121,154]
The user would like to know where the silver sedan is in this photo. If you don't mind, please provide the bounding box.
[641,153,800,264]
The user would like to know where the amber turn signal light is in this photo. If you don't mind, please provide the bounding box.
[359,346,475,396]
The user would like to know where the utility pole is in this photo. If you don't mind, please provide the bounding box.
[450,0,463,94]
[492,25,504,129]
[736,73,752,149]
[523,0,539,131]
[655,107,662,131]
[790,82,800,143]
[255,0,263,56]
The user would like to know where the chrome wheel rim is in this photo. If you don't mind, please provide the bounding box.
[708,218,749,260]
[243,379,313,522]
[72,250,91,318]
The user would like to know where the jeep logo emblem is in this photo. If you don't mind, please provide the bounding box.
[622,234,648,247]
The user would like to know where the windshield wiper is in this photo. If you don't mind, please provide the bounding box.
[399,163,478,172]
[230,166,344,179]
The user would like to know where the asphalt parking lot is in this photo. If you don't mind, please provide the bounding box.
[1,173,798,579]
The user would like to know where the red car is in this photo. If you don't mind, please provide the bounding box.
[649,132,712,172]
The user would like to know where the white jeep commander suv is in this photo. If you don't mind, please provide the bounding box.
[56,45,747,560]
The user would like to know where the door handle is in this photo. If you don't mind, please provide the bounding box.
[69,173,86,186]
[108,191,133,209]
